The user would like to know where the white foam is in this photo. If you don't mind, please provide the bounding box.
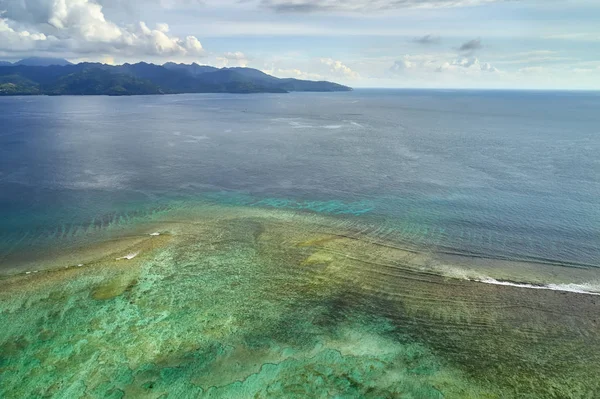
[289,121,313,129]
[116,252,139,261]
[323,125,342,129]
[185,135,208,141]
[77,264,83,267]
[349,121,364,128]
[471,277,600,296]
[149,232,160,236]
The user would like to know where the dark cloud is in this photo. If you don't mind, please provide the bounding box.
[267,2,323,12]
[459,38,483,52]
[0,0,55,25]
[413,34,441,45]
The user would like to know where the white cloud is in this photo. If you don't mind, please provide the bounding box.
[518,66,545,74]
[438,57,499,73]
[320,58,360,79]
[0,0,205,59]
[387,53,500,87]
[223,51,246,60]
[571,67,599,74]
[259,57,359,82]
[216,51,250,67]
[390,54,439,72]
[0,17,50,52]
[491,50,574,65]
[263,67,325,80]
[390,59,413,71]
[542,33,600,42]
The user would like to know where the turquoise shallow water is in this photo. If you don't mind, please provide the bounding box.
[1,202,600,398]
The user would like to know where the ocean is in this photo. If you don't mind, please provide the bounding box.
[1,90,599,272]
[2,90,600,398]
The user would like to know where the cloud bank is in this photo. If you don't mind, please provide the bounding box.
[262,0,513,12]
[0,0,595,89]
[390,53,499,75]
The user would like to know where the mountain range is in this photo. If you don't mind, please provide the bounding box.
[0,57,351,96]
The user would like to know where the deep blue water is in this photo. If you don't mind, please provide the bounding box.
[1,90,599,271]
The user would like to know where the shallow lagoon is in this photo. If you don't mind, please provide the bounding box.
[2,201,600,398]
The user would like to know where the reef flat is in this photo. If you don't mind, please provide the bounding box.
[1,203,600,398]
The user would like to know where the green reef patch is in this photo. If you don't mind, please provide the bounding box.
[1,204,599,398]
[202,192,374,216]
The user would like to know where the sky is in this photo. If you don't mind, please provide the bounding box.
[1,0,599,89]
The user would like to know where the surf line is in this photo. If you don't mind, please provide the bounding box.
[470,277,600,296]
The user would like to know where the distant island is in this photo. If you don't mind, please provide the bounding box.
[0,57,352,96]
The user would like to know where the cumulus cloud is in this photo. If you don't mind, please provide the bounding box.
[383,53,505,89]
[437,57,498,73]
[223,51,247,60]
[216,51,250,67]
[390,59,413,72]
[413,34,441,45]
[263,67,325,80]
[260,57,359,82]
[459,38,483,52]
[0,17,51,52]
[389,54,440,73]
[320,58,360,79]
[262,0,512,12]
[390,54,498,75]
[0,0,205,59]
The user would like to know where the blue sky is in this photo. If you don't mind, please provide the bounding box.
[1,0,599,89]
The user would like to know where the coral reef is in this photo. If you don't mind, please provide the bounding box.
[1,204,599,398]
